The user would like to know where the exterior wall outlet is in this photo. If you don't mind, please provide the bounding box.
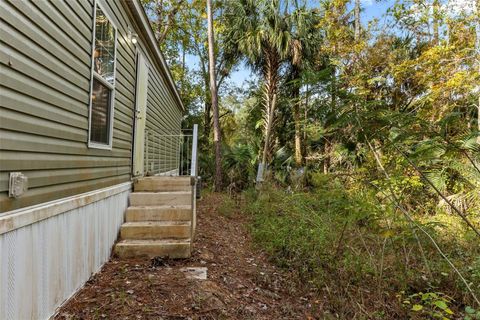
[9,172,28,198]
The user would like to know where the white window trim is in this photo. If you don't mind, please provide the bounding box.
[87,0,118,150]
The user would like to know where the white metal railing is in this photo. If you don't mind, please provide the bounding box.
[190,124,198,178]
[145,124,198,177]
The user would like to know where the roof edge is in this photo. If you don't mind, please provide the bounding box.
[125,0,185,112]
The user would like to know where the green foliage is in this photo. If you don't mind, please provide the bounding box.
[401,291,455,319]
[245,176,480,317]
[217,195,236,218]
[223,142,257,189]
[464,306,480,320]
[143,0,480,315]
[248,177,378,278]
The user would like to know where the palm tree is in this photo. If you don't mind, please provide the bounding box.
[225,0,291,177]
[284,6,321,166]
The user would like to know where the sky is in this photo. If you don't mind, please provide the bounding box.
[230,0,396,86]
[185,0,396,87]
[184,0,477,88]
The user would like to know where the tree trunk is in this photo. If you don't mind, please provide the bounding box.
[260,50,280,169]
[354,0,360,41]
[181,41,186,96]
[326,49,336,173]
[477,96,480,145]
[198,55,212,144]
[475,0,480,144]
[433,0,440,45]
[477,0,480,53]
[303,83,309,160]
[323,140,330,174]
[203,96,212,140]
[293,99,303,166]
[290,66,303,166]
[206,0,222,191]
[155,0,165,42]
[156,0,185,45]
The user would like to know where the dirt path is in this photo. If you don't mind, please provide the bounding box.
[55,193,317,320]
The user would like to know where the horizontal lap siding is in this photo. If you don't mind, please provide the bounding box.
[109,1,183,175]
[0,0,136,212]
[145,63,183,174]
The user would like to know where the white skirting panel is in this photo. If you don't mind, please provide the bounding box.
[0,183,130,320]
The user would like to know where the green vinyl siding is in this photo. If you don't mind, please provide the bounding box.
[0,0,183,212]
[144,65,183,174]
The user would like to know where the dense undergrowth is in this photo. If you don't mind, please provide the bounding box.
[228,174,480,319]
[151,0,480,317]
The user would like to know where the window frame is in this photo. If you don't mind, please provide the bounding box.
[87,0,118,150]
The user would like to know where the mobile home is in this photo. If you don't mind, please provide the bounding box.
[0,1,195,318]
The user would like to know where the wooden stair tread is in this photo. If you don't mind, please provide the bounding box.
[138,176,191,181]
[122,221,191,227]
[125,206,191,222]
[118,177,195,259]
[134,177,192,192]
[129,191,192,206]
[128,205,192,210]
[114,239,191,258]
[132,191,191,195]
[117,238,190,245]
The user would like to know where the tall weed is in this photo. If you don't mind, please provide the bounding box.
[245,173,480,318]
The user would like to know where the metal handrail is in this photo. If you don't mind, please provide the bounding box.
[145,125,198,177]
[190,124,198,178]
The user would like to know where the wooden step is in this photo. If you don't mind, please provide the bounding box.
[120,221,191,240]
[134,176,192,192]
[114,239,191,258]
[126,205,191,222]
[129,191,191,206]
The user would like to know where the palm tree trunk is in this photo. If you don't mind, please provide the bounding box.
[261,94,276,165]
[207,0,222,191]
[303,83,309,160]
[293,99,303,166]
[260,49,280,168]
[291,66,303,166]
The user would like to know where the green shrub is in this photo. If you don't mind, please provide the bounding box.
[217,195,237,218]
[400,291,455,319]
[248,175,379,282]
[245,173,480,318]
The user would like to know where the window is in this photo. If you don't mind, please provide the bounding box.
[88,3,116,148]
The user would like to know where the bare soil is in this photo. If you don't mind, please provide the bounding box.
[55,193,320,320]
